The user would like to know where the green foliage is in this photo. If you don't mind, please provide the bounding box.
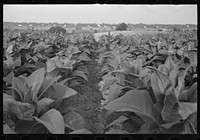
[3,26,197,134]
[97,30,197,134]
[3,29,94,133]
[116,23,128,31]
[49,26,66,35]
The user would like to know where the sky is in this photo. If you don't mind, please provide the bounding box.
[3,5,197,24]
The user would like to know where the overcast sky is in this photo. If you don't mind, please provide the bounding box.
[3,5,197,24]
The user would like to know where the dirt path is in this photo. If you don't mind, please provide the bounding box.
[53,49,105,134]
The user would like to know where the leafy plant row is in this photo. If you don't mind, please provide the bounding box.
[3,30,97,134]
[96,31,197,134]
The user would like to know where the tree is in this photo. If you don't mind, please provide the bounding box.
[116,23,128,31]
[49,26,66,34]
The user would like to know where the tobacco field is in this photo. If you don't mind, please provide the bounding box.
[3,28,197,134]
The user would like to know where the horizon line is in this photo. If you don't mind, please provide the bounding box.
[3,21,197,25]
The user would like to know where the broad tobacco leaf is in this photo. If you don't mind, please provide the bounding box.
[42,83,77,101]
[3,124,16,134]
[101,73,118,91]
[45,68,61,82]
[12,77,27,102]
[105,90,162,124]
[25,68,45,100]
[175,64,192,98]
[111,70,126,85]
[34,109,65,134]
[160,120,196,134]
[62,57,76,68]
[69,79,80,87]
[184,50,197,68]
[46,59,56,73]
[186,112,197,130]
[3,99,23,119]
[63,111,85,130]
[24,86,35,104]
[179,82,197,102]
[6,45,14,54]
[35,61,46,70]
[3,93,13,100]
[107,83,124,102]
[33,41,50,52]
[38,76,62,100]
[106,115,129,129]
[168,68,179,87]
[139,68,151,77]
[126,73,144,88]
[3,72,14,84]
[4,56,21,70]
[129,59,143,75]
[3,99,35,119]
[178,102,197,120]
[162,86,181,123]
[14,119,47,134]
[106,57,119,70]
[71,70,88,82]
[98,65,110,76]
[101,51,115,59]
[76,65,89,75]
[70,46,81,55]
[162,86,197,123]
[147,66,172,104]
[77,52,91,62]
[37,98,54,116]
[164,56,176,73]
[135,118,160,134]
[158,64,169,76]
[52,56,63,68]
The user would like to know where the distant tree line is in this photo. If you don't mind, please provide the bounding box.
[3,22,197,29]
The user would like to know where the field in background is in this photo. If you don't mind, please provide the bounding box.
[4,24,195,43]
[94,28,164,41]
[3,24,171,42]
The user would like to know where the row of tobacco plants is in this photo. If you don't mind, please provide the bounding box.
[3,29,97,134]
[3,28,197,134]
[96,30,197,134]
